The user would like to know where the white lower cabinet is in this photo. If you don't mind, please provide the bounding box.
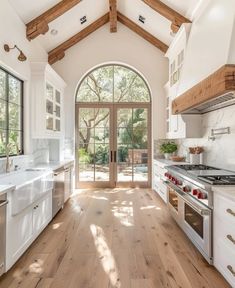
[152,160,168,203]
[6,191,52,271]
[214,192,235,287]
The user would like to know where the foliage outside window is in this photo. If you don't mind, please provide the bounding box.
[76,65,150,103]
[0,68,23,157]
[76,65,150,168]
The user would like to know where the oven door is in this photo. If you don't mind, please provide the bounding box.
[165,181,212,263]
[183,199,212,263]
[167,185,184,226]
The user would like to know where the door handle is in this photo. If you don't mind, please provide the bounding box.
[114,151,117,163]
[110,151,113,162]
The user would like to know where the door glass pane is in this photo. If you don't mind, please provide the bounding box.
[78,143,95,181]
[46,100,53,114]
[55,119,60,131]
[134,165,148,181]
[78,107,110,183]
[0,70,7,100]
[55,105,60,118]
[117,109,132,127]
[46,116,53,130]
[117,144,132,182]
[9,75,21,104]
[95,144,109,181]
[46,83,54,101]
[55,90,61,104]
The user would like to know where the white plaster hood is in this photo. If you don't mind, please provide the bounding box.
[173,0,235,114]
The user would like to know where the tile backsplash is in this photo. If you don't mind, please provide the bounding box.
[155,104,235,171]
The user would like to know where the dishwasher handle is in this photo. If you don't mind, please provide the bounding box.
[0,200,9,208]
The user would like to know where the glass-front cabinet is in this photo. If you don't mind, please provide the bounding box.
[31,63,66,139]
[46,83,61,132]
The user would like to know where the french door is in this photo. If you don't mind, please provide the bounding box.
[75,103,151,188]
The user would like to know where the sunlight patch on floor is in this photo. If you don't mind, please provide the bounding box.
[90,224,121,288]
[111,201,134,227]
[140,205,161,210]
[52,222,63,230]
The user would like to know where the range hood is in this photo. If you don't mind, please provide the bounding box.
[172,65,235,114]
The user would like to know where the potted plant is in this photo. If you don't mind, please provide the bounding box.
[160,142,178,160]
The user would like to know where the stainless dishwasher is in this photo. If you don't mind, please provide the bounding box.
[52,167,65,218]
[0,194,8,277]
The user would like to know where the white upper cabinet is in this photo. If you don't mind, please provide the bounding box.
[30,63,66,139]
[165,24,202,139]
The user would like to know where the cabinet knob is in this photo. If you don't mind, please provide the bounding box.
[227,208,235,217]
[227,234,235,245]
[227,265,235,277]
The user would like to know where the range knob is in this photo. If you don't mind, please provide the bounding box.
[164,172,168,178]
[183,186,191,193]
[192,189,199,196]
[197,192,207,199]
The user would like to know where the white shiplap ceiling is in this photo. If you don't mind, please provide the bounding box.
[8,0,199,53]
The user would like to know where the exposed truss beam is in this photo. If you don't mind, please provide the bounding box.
[109,0,117,32]
[48,13,110,65]
[117,12,168,53]
[141,0,191,33]
[26,0,82,40]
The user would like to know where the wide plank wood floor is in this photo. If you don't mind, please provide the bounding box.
[0,189,231,288]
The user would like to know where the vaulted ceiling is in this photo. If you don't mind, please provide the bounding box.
[8,0,199,64]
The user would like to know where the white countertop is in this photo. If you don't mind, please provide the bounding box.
[32,159,74,171]
[0,184,15,196]
[154,157,189,166]
[212,186,235,201]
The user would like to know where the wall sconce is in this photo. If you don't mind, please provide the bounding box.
[4,44,27,62]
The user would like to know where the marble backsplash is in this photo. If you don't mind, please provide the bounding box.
[155,104,235,171]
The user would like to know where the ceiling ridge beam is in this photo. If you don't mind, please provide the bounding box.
[109,0,117,33]
[26,0,82,40]
[48,13,110,65]
[117,12,168,53]
[141,0,191,33]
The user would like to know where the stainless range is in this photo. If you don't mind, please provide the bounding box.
[165,164,235,264]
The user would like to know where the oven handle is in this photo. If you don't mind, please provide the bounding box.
[164,181,211,216]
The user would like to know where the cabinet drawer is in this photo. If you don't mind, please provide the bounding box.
[214,215,235,253]
[214,238,235,287]
[214,193,235,225]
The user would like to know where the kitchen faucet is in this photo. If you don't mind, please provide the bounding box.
[5,143,13,173]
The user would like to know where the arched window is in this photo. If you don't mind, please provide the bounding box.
[76,65,151,103]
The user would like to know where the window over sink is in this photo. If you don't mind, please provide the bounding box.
[0,67,23,157]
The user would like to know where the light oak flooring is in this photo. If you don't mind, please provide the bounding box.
[0,189,231,288]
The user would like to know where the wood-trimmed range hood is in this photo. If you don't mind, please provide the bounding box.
[172,65,235,114]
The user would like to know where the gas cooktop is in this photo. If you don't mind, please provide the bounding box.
[198,175,235,185]
[172,164,220,171]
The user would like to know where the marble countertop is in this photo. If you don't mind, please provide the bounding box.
[154,157,189,166]
[0,184,15,196]
[32,159,74,171]
[212,186,235,201]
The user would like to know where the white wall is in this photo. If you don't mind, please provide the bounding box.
[53,23,168,156]
[0,0,47,155]
[178,0,235,96]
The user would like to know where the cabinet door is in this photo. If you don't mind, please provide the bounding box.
[6,208,33,269]
[33,193,52,234]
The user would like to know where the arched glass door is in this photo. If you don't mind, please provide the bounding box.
[75,65,151,188]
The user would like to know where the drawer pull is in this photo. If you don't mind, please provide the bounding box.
[227,265,235,277]
[226,208,235,217]
[227,235,235,245]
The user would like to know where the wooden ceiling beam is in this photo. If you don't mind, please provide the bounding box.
[141,0,191,33]
[48,13,110,65]
[26,0,82,40]
[117,12,168,53]
[109,0,117,33]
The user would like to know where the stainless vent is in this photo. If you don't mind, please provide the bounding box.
[183,92,235,114]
